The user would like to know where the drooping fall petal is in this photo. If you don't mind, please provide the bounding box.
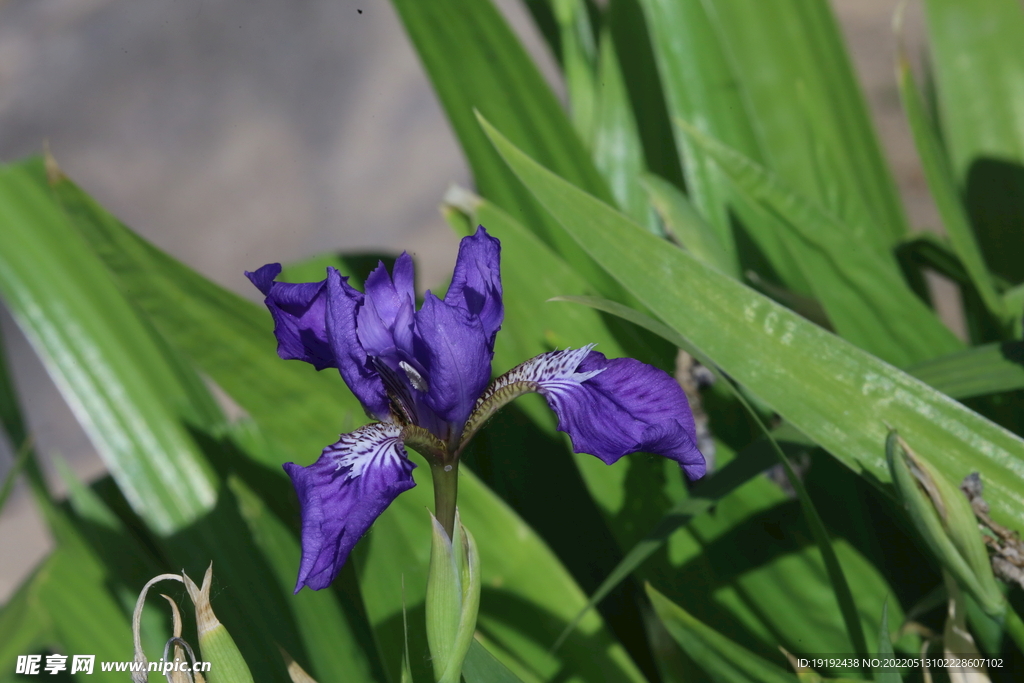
[283,422,416,591]
[476,346,705,479]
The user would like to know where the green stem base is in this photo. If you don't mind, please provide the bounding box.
[431,462,459,539]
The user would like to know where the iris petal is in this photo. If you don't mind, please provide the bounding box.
[444,226,503,348]
[325,268,390,421]
[487,347,705,478]
[356,288,400,356]
[283,422,416,592]
[245,263,336,370]
[391,252,416,309]
[362,254,416,335]
[414,293,493,437]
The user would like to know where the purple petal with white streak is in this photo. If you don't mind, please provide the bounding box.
[283,422,416,592]
[522,347,705,479]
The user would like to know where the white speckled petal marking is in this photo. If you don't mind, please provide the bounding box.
[480,345,603,404]
[515,344,605,394]
[461,345,605,447]
[324,422,407,481]
[284,420,416,591]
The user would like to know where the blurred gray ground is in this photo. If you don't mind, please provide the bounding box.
[0,0,947,601]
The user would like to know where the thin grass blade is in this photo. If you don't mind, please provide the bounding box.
[710,0,910,248]
[895,43,1005,323]
[922,0,1024,284]
[646,584,799,683]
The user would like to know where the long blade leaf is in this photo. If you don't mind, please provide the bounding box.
[0,160,216,534]
[478,115,1024,533]
[711,0,910,247]
[638,0,760,271]
[906,342,1024,400]
[922,0,1024,283]
[390,0,621,298]
[896,45,1005,322]
[678,121,963,366]
[646,584,798,683]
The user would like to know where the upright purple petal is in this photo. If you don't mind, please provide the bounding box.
[445,226,503,348]
[356,289,400,357]
[283,422,416,592]
[391,252,416,310]
[245,263,336,370]
[391,297,416,358]
[508,347,705,479]
[361,256,416,344]
[326,268,390,421]
[414,293,493,438]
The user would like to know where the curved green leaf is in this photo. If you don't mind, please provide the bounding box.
[678,122,963,367]
[896,52,1005,322]
[641,173,735,277]
[638,0,761,270]
[48,166,361,463]
[553,0,599,144]
[605,0,684,190]
[922,0,1024,283]
[592,30,658,233]
[710,0,909,248]
[647,584,798,683]
[907,342,1024,400]
[0,160,217,534]
[479,115,1024,532]
[390,0,620,298]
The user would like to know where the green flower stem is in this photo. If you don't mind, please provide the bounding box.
[431,462,459,539]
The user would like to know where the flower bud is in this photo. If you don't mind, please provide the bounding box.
[182,564,255,683]
[425,509,481,683]
[886,431,1004,617]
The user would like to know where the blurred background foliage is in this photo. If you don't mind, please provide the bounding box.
[2,0,1024,682]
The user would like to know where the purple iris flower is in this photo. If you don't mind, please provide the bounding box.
[247,226,705,592]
